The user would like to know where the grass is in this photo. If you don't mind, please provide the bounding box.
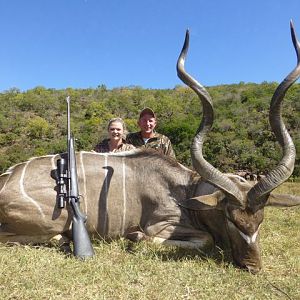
[0,183,299,300]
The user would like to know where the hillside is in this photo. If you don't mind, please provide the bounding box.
[0,82,299,177]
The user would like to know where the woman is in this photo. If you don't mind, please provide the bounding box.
[94,118,135,153]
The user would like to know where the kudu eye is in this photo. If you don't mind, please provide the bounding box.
[225,205,239,225]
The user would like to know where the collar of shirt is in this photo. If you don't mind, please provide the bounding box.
[137,131,160,143]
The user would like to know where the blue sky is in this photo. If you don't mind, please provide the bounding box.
[0,0,299,91]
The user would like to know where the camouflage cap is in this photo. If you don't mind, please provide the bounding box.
[139,107,156,119]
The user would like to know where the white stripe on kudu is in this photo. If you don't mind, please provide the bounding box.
[121,157,126,235]
[50,155,56,169]
[20,160,45,218]
[239,226,260,244]
[80,152,88,214]
[103,154,108,234]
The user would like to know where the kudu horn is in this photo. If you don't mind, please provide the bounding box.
[177,30,244,205]
[177,22,300,209]
[247,20,300,211]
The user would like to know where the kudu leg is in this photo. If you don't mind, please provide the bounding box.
[146,222,214,251]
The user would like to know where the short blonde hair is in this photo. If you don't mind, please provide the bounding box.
[107,118,127,135]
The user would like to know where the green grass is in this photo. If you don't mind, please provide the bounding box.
[0,183,299,300]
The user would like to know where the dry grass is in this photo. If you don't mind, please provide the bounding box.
[0,182,299,300]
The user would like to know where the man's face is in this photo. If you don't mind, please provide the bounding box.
[138,114,157,135]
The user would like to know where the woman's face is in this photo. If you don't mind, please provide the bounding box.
[108,121,124,141]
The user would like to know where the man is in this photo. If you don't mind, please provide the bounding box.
[126,107,175,158]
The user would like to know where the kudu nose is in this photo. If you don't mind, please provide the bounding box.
[246,264,261,274]
[235,259,262,274]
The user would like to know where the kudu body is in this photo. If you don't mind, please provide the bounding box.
[0,23,300,273]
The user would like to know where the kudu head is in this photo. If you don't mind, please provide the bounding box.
[178,22,300,274]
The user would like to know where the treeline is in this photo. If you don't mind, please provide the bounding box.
[0,82,299,177]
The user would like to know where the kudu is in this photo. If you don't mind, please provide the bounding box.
[0,22,299,274]
[176,21,300,273]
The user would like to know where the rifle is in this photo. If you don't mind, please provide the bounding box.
[56,96,94,259]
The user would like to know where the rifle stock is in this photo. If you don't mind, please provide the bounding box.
[70,199,95,258]
[68,135,94,258]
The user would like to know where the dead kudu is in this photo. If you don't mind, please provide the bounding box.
[1,23,300,273]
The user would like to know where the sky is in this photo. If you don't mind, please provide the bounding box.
[0,0,299,92]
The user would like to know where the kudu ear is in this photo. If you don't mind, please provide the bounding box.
[180,190,225,211]
[266,193,300,207]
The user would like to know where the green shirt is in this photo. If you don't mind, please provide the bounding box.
[126,131,175,158]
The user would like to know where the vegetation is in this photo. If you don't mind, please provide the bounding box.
[0,84,299,298]
[0,82,299,177]
[0,182,299,300]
